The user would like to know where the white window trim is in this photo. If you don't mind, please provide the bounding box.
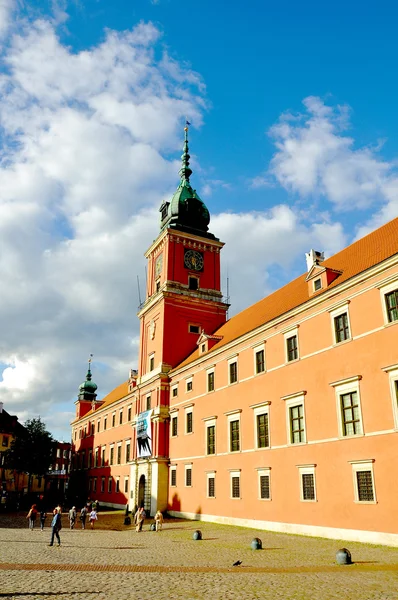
[383,364,398,429]
[186,377,193,392]
[206,471,216,498]
[252,403,271,450]
[228,356,238,385]
[108,477,112,493]
[206,367,215,392]
[297,464,317,502]
[330,376,364,438]
[171,413,178,438]
[170,465,177,487]
[184,463,193,487]
[257,467,271,501]
[148,352,155,372]
[125,441,130,464]
[204,417,217,456]
[313,277,322,291]
[171,384,178,398]
[124,476,129,493]
[253,343,266,375]
[115,476,120,493]
[185,406,194,435]
[229,469,241,500]
[284,327,299,363]
[226,411,242,453]
[284,393,307,445]
[329,301,352,345]
[379,278,398,325]
[349,459,376,504]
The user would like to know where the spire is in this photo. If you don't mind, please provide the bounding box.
[78,354,97,401]
[179,123,193,182]
[86,354,93,381]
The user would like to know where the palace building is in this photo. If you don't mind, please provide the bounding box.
[71,127,398,546]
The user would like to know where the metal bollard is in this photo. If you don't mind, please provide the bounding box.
[336,548,352,565]
[251,537,262,550]
[193,530,202,540]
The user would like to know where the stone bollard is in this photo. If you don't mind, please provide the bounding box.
[336,548,352,565]
[124,516,131,526]
[251,537,262,550]
[193,530,202,540]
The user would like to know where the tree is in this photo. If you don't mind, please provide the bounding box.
[4,417,54,493]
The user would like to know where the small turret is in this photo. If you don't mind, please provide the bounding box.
[75,355,99,419]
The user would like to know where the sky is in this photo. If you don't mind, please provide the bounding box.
[1,0,398,441]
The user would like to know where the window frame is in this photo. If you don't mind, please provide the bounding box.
[206,472,216,498]
[257,467,271,501]
[228,357,238,385]
[284,327,299,363]
[171,412,178,437]
[207,368,215,392]
[330,376,364,438]
[108,477,112,493]
[185,464,192,487]
[230,470,241,500]
[251,402,271,450]
[171,385,178,398]
[383,364,398,429]
[283,392,307,445]
[226,410,242,453]
[329,302,352,345]
[186,377,193,392]
[170,466,177,487]
[379,278,398,325]
[125,441,131,464]
[204,417,217,455]
[149,353,155,372]
[253,344,266,375]
[185,407,194,435]
[298,464,317,502]
[349,459,376,504]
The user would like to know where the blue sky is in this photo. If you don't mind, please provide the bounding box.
[0,0,397,440]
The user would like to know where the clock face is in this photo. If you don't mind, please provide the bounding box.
[155,254,163,277]
[184,249,204,271]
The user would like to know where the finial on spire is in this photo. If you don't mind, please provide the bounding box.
[87,354,93,380]
[179,120,192,182]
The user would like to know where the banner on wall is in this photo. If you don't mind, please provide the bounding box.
[136,409,152,458]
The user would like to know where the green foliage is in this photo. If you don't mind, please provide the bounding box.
[4,417,54,481]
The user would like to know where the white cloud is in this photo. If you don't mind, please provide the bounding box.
[0,0,15,37]
[263,96,398,224]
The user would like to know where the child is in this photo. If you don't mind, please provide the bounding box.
[89,509,98,529]
[154,510,163,532]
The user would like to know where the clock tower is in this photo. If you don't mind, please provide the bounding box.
[131,125,228,515]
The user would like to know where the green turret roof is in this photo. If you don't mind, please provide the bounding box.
[78,358,97,401]
[159,125,217,240]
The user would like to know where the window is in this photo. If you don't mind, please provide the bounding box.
[104,417,107,430]
[2,436,9,447]
[56,448,61,458]
[189,324,200,334]
[331,376,363,438]
[170,466,177,487]
[117,445,122,465]
[230,471,241,499]
[207,370,215,392]
[186,379,193,392]
[127,406,132,421]
[124,478,129,493]
[101,447,105,466]
[350,460,376,503]
[94,448,98,468]
[156,280,160,293]
[101,477,105,493]
[298,465,316,501]
[93,478,97,493]
[172,386,178,397]
[108,477,112,493]
[110,446,114,465]
[207,474,215,498]
[334,313,350,342]
[230,420,240,452]
[257,413,269,448]
[383,364,398,428]
[146,395,151,411]
[186,409,193,434]
[90,423,95,435]
[283,392,306,445]
[63,449,68,459]
[119,411,123,425]
[185,466,192,487]
[125,442,130,463]
[112,413,116,428]
[254,348,265,374]
[116,478,120,493]
[258,469,271,500]
[314,278,322,291]
[188,277,198,290]
[97,420,100,433]
[286,335,298,362]
[289,405,305,444]
[229,360,238,384]
[171,415,178,437]
[201,344,206,353]
[385,289,398,323]
[88,450,92,468]
[207,424,216,455]
[149,354,155,371]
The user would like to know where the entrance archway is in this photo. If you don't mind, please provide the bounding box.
[138,475,145,508]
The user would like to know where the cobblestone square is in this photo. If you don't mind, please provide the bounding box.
[1,512,398,599]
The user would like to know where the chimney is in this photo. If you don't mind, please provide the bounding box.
[305,249,325,272]
[0,402,3,413]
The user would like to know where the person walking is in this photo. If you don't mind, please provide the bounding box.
[80,506,87,529]
[48,508,62,546]
[154,510,163,532]
[27,504,38,530]
[39,510,47,531]
[134,506,146,532]
[89,509,98,529]
[68,506,77,529]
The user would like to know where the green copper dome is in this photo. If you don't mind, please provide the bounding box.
[78,360,97,401]
[159,126,217,241]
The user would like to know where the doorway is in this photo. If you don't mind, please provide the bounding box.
[138,474,145,508]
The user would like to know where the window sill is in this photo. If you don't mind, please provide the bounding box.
[333,337,352,347]
[300,499,317,503]
[229,381,238,386]
[285,358,300,365]
[185,432,194,436]
[256,445,271,451]
[231,497,241,500]
[259,497,272,502]
[354,500,377,505]
[255,370,266,377]
[229,450,241,454]
[383,320,398,328]
[288,441,307,447]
